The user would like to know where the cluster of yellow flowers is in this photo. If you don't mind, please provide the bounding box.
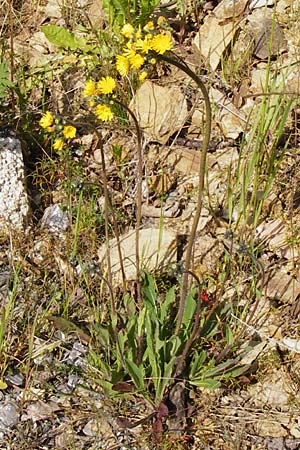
[40,21,173,139]
[83,76,116,121]
[39,111,76,151]
[83,21,172,122]
[116,21,172,79]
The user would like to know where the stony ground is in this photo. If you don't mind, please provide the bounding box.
[1,0,300,449]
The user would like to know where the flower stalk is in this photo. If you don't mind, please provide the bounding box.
[155,53,212,335]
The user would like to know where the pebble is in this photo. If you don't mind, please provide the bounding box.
[0,401,19,430]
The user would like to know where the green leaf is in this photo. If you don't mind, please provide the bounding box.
[155,356,176,403]
[92,323,110,348]
[189,350,207,379]
[139,0,160,25]
[189,378,221,389]
[125,358,145,391]
[142,273,157,317]
[0,59,13,99]
[222,364,250,380]
[225,325,234,345]
[47,315,90,342]
[181,290,197,329]
[202,360,233,378]
[159,286,175,323]
[41,25,88,51]
[137,306,146,337]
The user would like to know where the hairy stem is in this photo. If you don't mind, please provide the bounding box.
[156,53,212,335]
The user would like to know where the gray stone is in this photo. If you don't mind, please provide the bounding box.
[0,401,19,430]
[41,204,69,233]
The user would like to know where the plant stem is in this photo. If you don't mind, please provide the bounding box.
[156,53,212,335]
[114,99,143,305]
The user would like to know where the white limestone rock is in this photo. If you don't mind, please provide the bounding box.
[0,129,30,232]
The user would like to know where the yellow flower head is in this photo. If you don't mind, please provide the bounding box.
[143,21,154,32]
[84,80,97,97]
[135,29,142,40]
[95,104,114,121]
[136,36,152,54]
[122,42,136,59]
[63,125,76,139]
[157,16,167,27]
[116,55,130,76]
[150,33,172,54]
[139,71,147,82]
[97,76,116,95]
[129,53,145,70]
[53,138,64,151]
[121,23,134,39]
[39,111,54,129]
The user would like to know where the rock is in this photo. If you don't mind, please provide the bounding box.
[41,204,69,233]
[214,0,249,19]
[256,420,289,438]
[4,372,24,387]
[262,267,300,304]
[22,400,60,423]
[44,0,63,18]
[0,129,30,232]
[0,400,19,430]
[194,15,239,71]
[247,9,287,59]
[248,369,294,408]
[98,228,177,284]
[210,87,246,139]
[250,0,274,8]
[130,81,188,144]
[256,218,300,259]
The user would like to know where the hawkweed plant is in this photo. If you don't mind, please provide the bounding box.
[40,18,212,337]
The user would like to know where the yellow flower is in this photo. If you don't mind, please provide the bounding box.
[135,29,142,39]
[39,111,54,129]
[84,80,97,97]
[129,53,145,70]
[53,138,64,151]
[122,42,136,59]
[136,36,152,54]
[63,125,76,139]
[139,71,147,82]
[143,21,154,32]
[150,57,156,64]
[116,55,130,76]
[150,33,172,54]
[95,104,114,121]
[97,76,116,95]
[157,16,167,27]
[121,23,134,38]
